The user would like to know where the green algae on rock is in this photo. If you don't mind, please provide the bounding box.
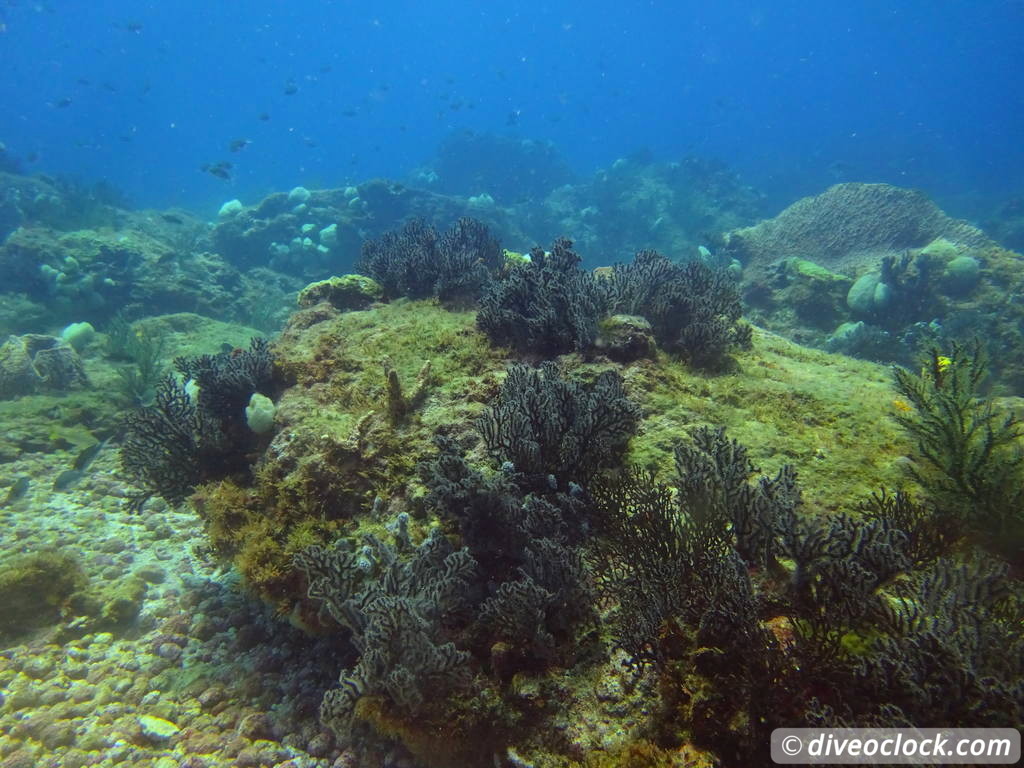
[296,274,383,311]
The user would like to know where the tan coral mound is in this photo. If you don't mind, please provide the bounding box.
[723,182,993,273]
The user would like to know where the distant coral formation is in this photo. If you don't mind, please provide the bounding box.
[724,182,993,273]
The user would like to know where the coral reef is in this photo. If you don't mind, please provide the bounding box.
[519,154,765,267]
[891,342,1024,554]
[119,338,275,511]
[607,249,752,369]
[357,217,503,303]
[478,362,640,487]
[477,238,607,355]
[100,281,1018,766]
[429,131,575,204]
[724,182,993,274]
[211,180,528,277]
[731,184,1024,392]
[0,333,88,399]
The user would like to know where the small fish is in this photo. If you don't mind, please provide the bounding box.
[258,112,270,121]
[73,437,110,472]
[3,476,29,505]
[283,80,298,95]
[220,342,234,354]
[160,213,184,224]
[201,161,233,180]
[228,138,251,153]
[53,469,84,491]
[76,78,91,86]
[52,96,73,108]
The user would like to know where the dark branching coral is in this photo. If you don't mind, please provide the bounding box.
[479,362,640,490]
[892,341,1024,541]
[419,436,595,663]
[859,488,961,568]
[674,426,800,567]
[608,250,751,369]
[830,558,1024,728]
[477,237,607,354]
[294,529,476,734]
[588,467,731,669]
[119,337,275,510]
[357,217,502,303]
[120,375,209,511]
[589,425,1020,764]
[876,251,934,328]
[175,337,274,431]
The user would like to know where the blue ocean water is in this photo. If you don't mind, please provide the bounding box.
[1,0,1021,215]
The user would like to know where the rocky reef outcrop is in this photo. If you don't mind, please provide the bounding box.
[0,333,87,400]
[723,182,993,273]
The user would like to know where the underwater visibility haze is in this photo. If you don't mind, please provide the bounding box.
[0,1,1022,767]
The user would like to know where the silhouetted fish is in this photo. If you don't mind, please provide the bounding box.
[3,476,29,505]
[201,161,233,181]
[258,112,270,121]
[73,437,110,472]
[160,213,184,224]
[283,80,298,95]
[53,469,84,491]
[229,138,251,153]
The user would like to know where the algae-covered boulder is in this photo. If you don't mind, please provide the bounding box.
[943,255,981,295]
[297,274,383,311]
[0,333,87,399]
[846,272,893,316]
[192,298,912,614]
[596,314,655,361]
[783,258,852,328]
[0,549,87,639]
